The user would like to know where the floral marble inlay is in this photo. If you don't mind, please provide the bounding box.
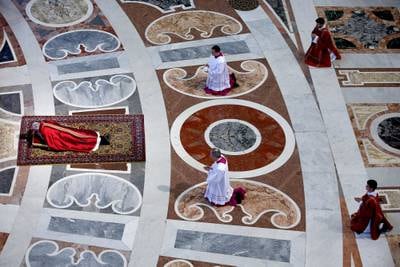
[316,7,400,52]
[26,0,94,27]
[25,240,127,267]
[0,119,19,161]
[337,69,400,87]
[46,173,142,214]
[377,188,400,212]
[119,0,195,13]
[42,30,121,60]
[145,10,243,45]
[175,180,301,229]
[163,60,268,99]
[53,74,136,108]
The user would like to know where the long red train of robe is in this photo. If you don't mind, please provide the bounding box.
[37,120,99,153]
[304,26,341,68]
[350,193,392,240]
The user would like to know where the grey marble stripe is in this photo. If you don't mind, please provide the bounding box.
[174,230,291,262]
[57,57,120,74]
[48,217,125,240]
[159,41,250,62]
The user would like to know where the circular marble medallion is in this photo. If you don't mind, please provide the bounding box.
[170,99,295,178]
[370,113,400,155]
[26,0,93,28]
[204,119,261,155]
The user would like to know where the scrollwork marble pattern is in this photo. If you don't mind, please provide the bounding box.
[175,180,301,229]
[42,30,121,60]
[53,74,137,108]
[46,173,142,214]
[25,240,127,267]
[119,0,195,13]
[145,10,243,45]
[163,60,268,99]
[26,0,94,27]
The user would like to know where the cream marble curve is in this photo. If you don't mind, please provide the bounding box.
[175,179,301,229]
[164,259,194,267]
[46,173,142,215]
[25,240,127,267]
[25,0,93,28]
[0,29,17,65]
[370,112,400,156]
[42,29,121,60]
[145,10,243,45]
[350,104,388,130]
[163,60,268,99]
[119,0,195,13]
[204,119,262,156]
[170,99,295,178]
[53,74,136,108]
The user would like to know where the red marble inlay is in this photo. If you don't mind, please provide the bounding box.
[180,105,286,171]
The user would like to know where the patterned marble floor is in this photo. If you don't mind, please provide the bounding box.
[0,0,399,267]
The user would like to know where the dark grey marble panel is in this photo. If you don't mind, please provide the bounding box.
[0,167,15,194]
[0,92,21,114]
[378,117,400,149]
[48,217,125,240]
[175,230,291,262]
[159,41,250,62]
[57,57,120,74]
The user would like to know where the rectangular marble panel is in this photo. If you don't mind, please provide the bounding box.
[48,217,125,240]
[174,230,291,262]
[57,58,120,74]
[159,41,250,62]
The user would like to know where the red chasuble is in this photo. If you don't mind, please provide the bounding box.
[350,193,392,240]
[304,26,341,68]
[35,120,100,153]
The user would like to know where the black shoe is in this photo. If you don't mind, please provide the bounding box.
[100,134,110,145]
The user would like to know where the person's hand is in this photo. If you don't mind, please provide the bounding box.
[311,33,317,38]
[354,197,361,202]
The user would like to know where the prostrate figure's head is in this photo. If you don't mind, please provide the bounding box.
[315,17,325,28]
[210,147,221,161]
[366,179,378,192]
[211,45,221,57]
[31,122,40,131]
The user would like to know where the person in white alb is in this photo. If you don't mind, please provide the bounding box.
[204,45,236,96]
[204,148,233,205]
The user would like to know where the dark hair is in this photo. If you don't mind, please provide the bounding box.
[367,179,378,191]
[211,148,221,158]
[315,17,325,25]
[211,45,221,53]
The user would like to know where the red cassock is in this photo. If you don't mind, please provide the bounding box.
[304,27,341,67]
[350,193,392,240]
[35,120,100,153]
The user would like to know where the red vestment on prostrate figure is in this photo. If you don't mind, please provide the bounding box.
[37,120,100,153]
[305,27,341,67]
[350,193,393,240]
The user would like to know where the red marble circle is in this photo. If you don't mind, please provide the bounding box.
[180,105,286,172]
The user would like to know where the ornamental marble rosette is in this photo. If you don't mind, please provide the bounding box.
[145,10,243,45]
[163,60,268,99]
[175,180,301,229]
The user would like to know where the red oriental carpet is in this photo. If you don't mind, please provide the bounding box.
[17,115,145,166]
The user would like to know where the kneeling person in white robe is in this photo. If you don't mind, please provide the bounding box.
[204,45,234,96]
[204,148,233,205]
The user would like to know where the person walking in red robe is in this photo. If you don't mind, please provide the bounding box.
[30,120,109,153]
[304,17,341,68]
[350,179,393,240]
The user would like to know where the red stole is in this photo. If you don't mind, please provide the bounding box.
[304,26,341,67]
[350,193,384,240]
[216,155,227,164]
[37,120,99,153]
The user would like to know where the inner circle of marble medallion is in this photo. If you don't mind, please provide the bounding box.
[26,0,94,28]
[370,112,400,155]
[204,119,261,155]
[170,99,295,178]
